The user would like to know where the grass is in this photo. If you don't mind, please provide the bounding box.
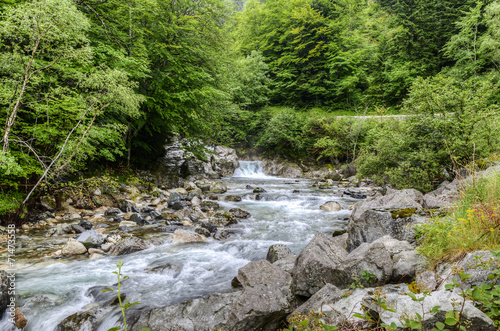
[417,169,500,265]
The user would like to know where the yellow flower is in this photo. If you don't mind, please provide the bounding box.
[467,209,476,213]
[458,218,466,222]
[491,228,495,232]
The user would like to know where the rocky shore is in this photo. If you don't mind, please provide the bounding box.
[1,149,499,330]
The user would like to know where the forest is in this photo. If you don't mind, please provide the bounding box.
[1,0,499,214]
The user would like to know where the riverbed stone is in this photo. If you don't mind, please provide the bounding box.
[320,201,342,212]
[108,236,151,255]
[119,220,138,228]
[229,208,251,219]
[173,229,207,243]
[209,181,227,193]
[225,195,242,202]
[71,224,86,234]
[77,230,105,248]
[209,213,237,227]
[200,200,220,212]
[62,239,87,255]
[392,249,426,282]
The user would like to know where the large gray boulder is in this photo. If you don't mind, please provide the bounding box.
[292,283,343,318]
[131,260,296,331]
[343,241,393,287]
[292,233,349,297]
[209,213,237,227]
[346,189,425,251]
[261,159,303,178]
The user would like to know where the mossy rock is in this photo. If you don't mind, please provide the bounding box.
[391,208,417,219]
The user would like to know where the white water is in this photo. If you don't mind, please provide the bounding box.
[232,160,269,178]
[3,161,363,330]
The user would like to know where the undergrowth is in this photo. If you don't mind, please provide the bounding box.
[417,170,500,265]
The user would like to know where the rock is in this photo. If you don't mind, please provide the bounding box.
[253,187,266,193]
[130,213,147,225]
[225,195,242,202]
[79,220,92,230]
[101,243,113,252]
[201,222,218,234]
[266,244,292,263]
[292,233,349,297]
[119,220,138,228]
[200,200,220,212]
[320,201,342,212]
[145,263,183,276]
[62,239,87,255]
[22,224,29,231]
[330,233,348,251]
[167,193,183,207]
[209,213,237,227]
[423,180,459,209]
[71,224,86,234]
[191,196,201,206]
[173,229,207,243]
[342,190,367,199]
[150,211,163,219]
[437,250,497,289]
[245,185,254,190]
[228,208,251,219]
[261,159,303,178]
[209,181,227,193]
[118,199,137,213]
[69,213,81,220]
[104,208,121,216]
[40,195,56,211]
[343,240,393,287]
[213,230,230,240]
[108,237,151,255]
[209,195,219,200]
[272,255,297,274]
[292,283,343,317]
[77,230,105,248]
[392,250,426,282]
[195,227,211,237]
[351,189,424,222]
[346,209,421,252]
[131,259,295,331]
[375,287,496,331]
[171,187,188,195]
[88,215,106,224]
[373,236,414,256]
[416,271,438,292]
[14,309,27,329]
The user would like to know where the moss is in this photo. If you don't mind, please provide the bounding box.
[408,281,421,294]
[391,208,417,219]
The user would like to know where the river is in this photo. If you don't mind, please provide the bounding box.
[1,161,364,330]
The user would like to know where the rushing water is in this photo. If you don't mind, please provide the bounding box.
[3,161,364,330]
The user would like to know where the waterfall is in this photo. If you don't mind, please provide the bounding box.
[233,161,269,178]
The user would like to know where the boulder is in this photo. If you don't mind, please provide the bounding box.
[173,229,207,243]
[119,220,138,228]
[266,244,292,263]
[71,224,86,234]
[104,208,121,216]
[272,255,297,274]
[416,271,438,292]
[209,181,227,193]
[423,180,459,209]
[14,309,28,329]
[62,239,87,256]
[132,260,295,331]
[225,195,242,202]
[375,288,496,331]
[209,213,237,227]
[261,159,303,178]
[200,200,220,212]
[391,250,427,282]
[77,230,105,248]
[292,283,343,318]
[437,251,497,289]
[229,208,251,219]
[320,201,342,212]
[292,233,349,297]
[79,220,92,230]
[346,209,421,252]
[343,241,393,287]
[108,237,151,256]
[214,230,230,241]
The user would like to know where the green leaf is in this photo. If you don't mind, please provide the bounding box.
[435,322,445,330]
[444,317,457,326]
[107,327,121,331]
[410,320,421,329]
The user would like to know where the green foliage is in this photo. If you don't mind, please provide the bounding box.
[258,108,307,158]
[357,74,500,192]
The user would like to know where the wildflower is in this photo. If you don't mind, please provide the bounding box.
[491,228,495,232]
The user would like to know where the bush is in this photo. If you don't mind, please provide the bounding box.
[357,75,500,192]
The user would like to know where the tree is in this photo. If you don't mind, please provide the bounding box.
[0,0,142,203]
